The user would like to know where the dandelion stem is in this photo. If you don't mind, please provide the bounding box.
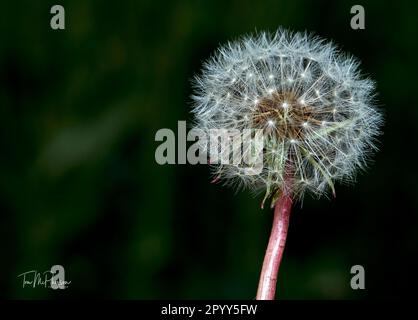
[256,190,292,300]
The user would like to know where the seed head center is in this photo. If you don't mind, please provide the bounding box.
[251,91,315,140]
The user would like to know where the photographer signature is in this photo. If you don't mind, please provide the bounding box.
[17,265,70,289]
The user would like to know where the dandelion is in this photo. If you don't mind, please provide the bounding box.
[191,29,383,299]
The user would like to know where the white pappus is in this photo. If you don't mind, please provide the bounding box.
[191,29,383,206]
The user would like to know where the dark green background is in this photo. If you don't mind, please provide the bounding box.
[1,0,417,299]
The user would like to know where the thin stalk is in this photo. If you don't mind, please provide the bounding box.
[256,191,292,300]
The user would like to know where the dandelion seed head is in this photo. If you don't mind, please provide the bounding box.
[191,29,383,201]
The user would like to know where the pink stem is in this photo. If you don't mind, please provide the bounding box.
[256,191,292,300]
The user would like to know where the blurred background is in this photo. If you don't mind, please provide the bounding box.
[1,0,417,299]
